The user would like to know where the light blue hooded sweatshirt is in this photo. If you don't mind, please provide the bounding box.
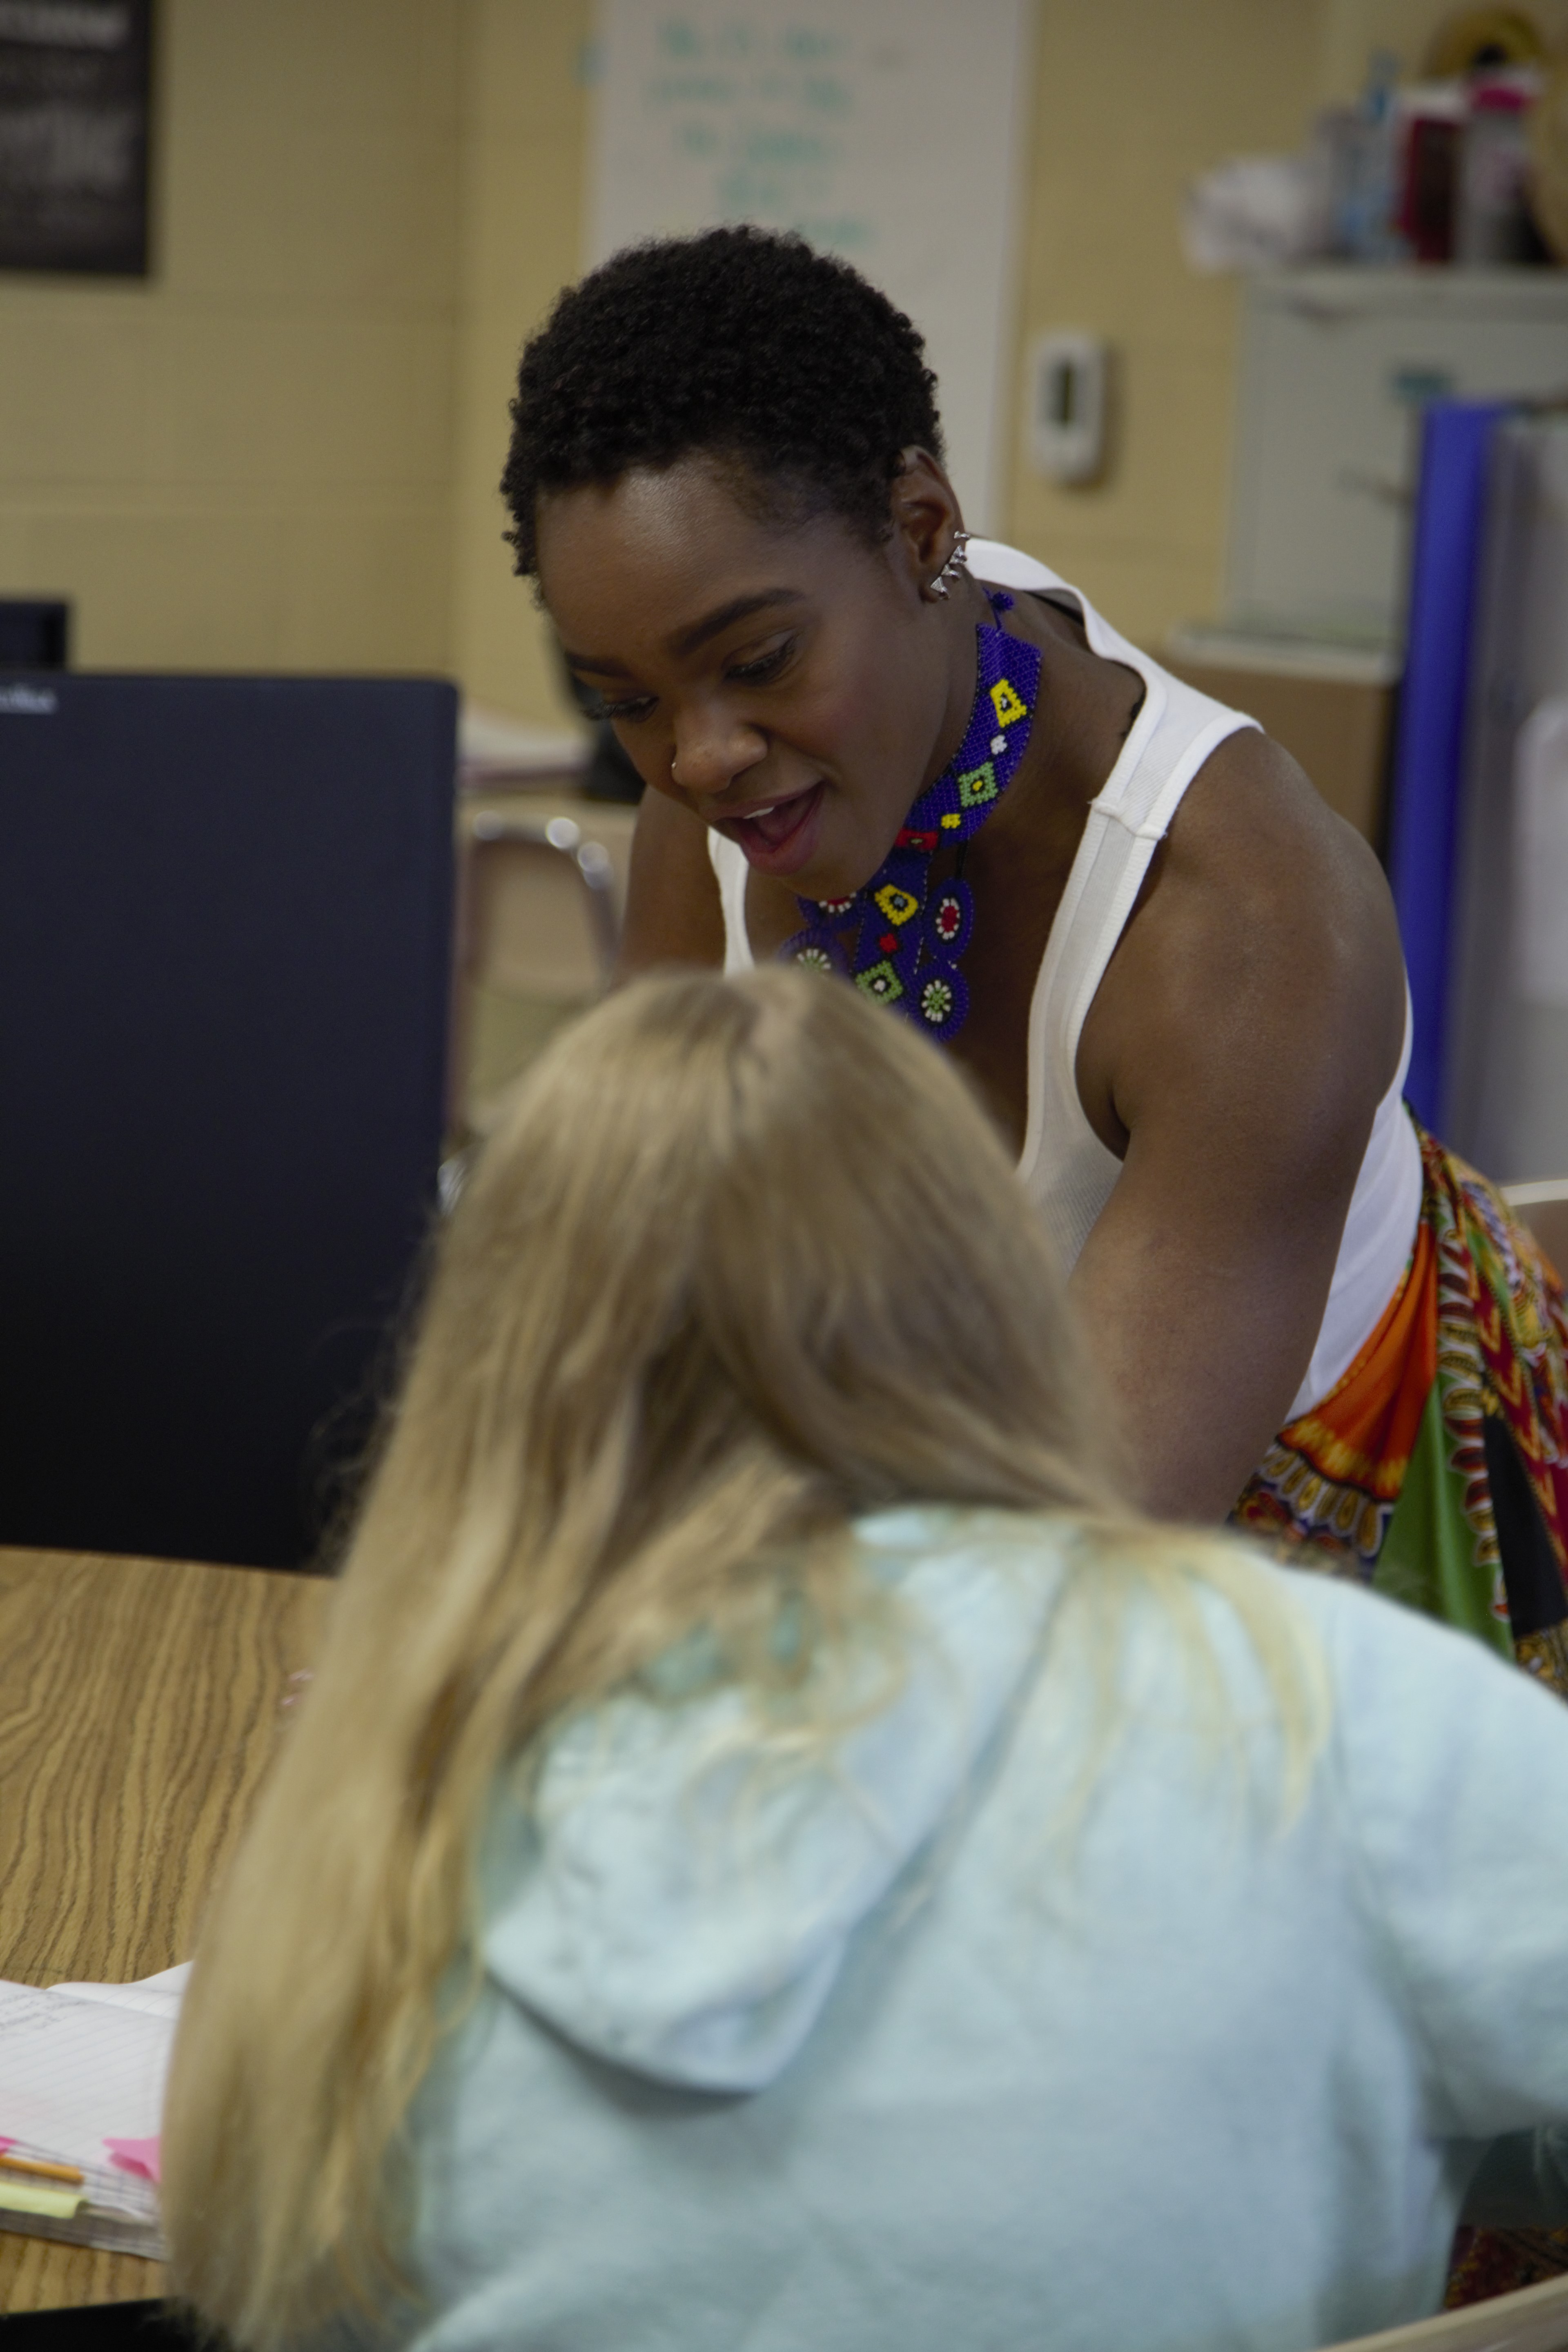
[382,1508,1568,2352]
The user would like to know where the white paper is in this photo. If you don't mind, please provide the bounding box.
[49,1960,191,2020]
[1514,696,1568,1009]
[1181,153,1331,274]
[587,0,1031,533]
[0,1967,184,2221]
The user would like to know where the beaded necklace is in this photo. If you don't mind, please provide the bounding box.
[780,593,1041,1042]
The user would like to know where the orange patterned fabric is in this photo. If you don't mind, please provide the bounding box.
[1291,1215,1437,1499]
[1234,1129,1568,1654]
[1234,1216,1438,1565]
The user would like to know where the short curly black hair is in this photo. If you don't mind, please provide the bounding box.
[500,225,944,577]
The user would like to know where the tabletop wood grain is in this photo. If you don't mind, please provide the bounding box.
[0,1546,330,2313]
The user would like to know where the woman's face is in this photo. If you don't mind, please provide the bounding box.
[536,453,974,900]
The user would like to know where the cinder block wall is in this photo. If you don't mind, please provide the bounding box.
[0,0,462,674]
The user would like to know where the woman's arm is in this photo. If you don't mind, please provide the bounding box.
[617,786,727,978]
[1071,730,1408,1522]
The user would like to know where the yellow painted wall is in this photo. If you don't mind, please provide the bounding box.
[449,0,590,725]
[3,0,1563,708]
[1005,0,1321,648]
[0,0,461,673]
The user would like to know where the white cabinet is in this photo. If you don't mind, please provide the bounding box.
[1225,269,1568,650]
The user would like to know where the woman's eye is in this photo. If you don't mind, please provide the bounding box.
[593,692,655,724]
[726,641,794,687]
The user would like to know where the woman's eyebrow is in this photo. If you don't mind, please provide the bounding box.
[561,649,633,677]
[667,588,806,658]
[560,588,806,677]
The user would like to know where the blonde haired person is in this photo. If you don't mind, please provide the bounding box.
[164,971,1568,2352]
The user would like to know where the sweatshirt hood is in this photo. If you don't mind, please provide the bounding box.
[480,1507,1070,2094]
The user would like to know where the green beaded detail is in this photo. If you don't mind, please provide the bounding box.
[855,958,904,1004]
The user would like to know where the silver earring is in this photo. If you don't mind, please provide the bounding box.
[927,528,971,601]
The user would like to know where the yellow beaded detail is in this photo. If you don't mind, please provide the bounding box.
[990,679,1027,727]
[873,884,920,925]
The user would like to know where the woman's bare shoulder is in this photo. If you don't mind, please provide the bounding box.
[1080,726,1406,1159]
[617,788,727,978]
[1164,726,1399,978]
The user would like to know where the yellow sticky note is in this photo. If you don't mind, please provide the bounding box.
[0,2180,83,2218]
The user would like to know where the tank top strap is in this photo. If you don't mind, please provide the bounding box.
[964,542,1259,1212]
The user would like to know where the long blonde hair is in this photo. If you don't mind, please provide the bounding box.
[162,967,1317,2347]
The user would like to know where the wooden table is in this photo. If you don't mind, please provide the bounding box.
[0,1547,328,2312]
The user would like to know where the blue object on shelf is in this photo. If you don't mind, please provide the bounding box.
[1386,399,1510,1129]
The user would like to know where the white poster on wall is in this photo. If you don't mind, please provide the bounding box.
[586,0,1033,533]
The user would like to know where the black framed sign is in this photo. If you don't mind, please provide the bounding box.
[0,0,152,276]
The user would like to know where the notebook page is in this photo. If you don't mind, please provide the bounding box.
[51,1961,191,2020]
[0,1976,175,2222]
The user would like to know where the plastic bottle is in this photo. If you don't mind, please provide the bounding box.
[1456,74,1541,262]
[1335,51,1410,262]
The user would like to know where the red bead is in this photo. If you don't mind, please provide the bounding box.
[880,933,898,953]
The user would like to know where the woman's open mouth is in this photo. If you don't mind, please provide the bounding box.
[715,782,826,878]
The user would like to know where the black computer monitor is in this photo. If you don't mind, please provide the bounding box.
[0,599,69,670]
[0,673,456,1569]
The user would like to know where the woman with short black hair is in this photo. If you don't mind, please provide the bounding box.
[505,224,1568,1710]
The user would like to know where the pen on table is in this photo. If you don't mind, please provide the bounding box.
[0,2151,85,2185]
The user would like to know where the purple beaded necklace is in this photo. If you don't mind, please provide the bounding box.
[780,593,1041,1042]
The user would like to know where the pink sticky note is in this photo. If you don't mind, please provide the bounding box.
[105,2135,160,2185]
[0,2141,13,2153]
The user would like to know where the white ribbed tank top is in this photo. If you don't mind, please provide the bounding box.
[708,540,1423,1421]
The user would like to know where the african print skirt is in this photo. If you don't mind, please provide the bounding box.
[1234,1124,1568,1689]
[1233,1122,1568,2305]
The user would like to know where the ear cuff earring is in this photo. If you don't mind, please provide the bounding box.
[927,528,972,600]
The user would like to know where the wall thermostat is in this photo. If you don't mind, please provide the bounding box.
[1029,331,1109,485]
